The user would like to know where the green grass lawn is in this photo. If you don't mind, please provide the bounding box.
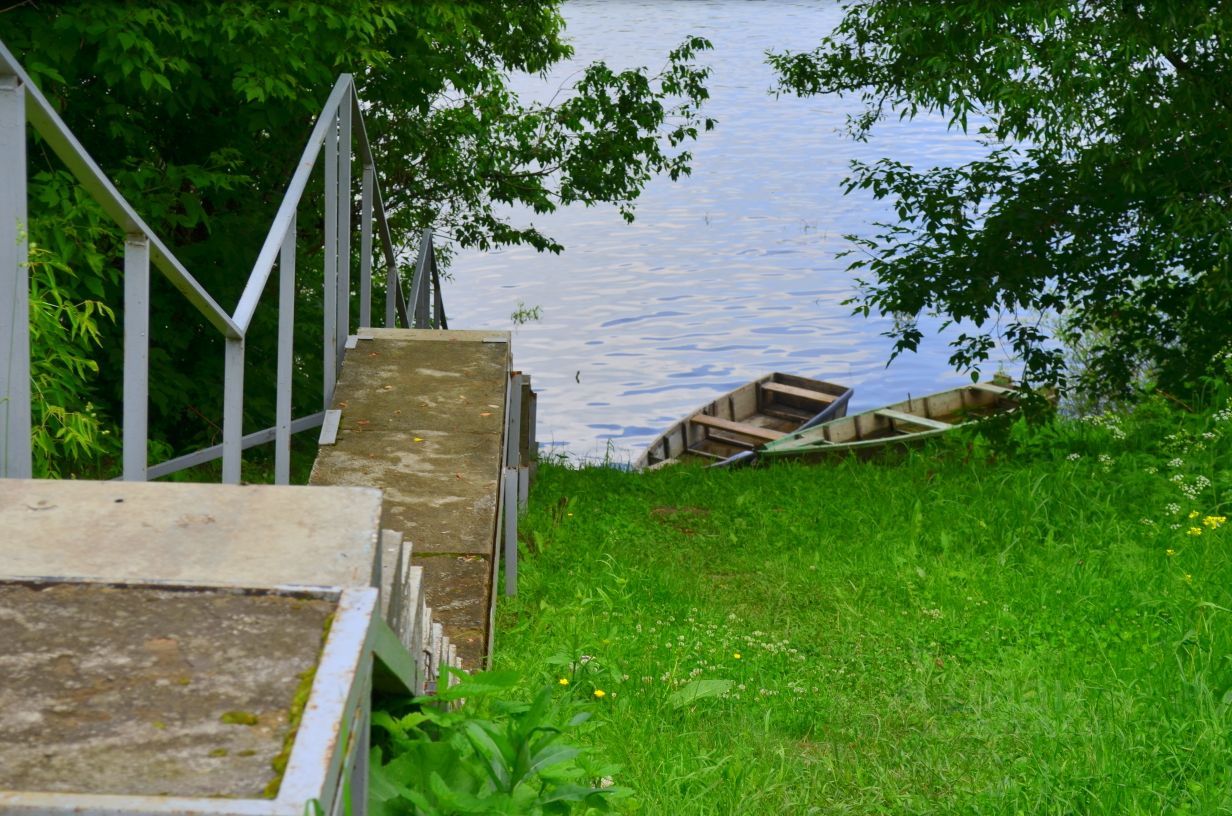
[494,404,1232,814]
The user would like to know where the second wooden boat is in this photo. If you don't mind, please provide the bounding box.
[636,373,853,469]
[757,381,1021,461]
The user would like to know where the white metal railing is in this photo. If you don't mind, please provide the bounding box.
[0,39,447,483]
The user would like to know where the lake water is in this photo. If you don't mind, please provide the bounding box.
[446,0,1015,462]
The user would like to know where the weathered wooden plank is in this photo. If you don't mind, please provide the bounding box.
[875,409,953,430]
[397,554,420,641]
[519,374,534,463]
[761,381,837,403]
[378,529,404,622]
[691,413,785,442]
[409,568,425,691]
[728,383,758,419]
[430,622,444,683]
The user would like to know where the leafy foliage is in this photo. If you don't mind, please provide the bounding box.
[27,238,120,478]
[370,670,626,815]
[5,2,713,462]
[769,1,1232,402]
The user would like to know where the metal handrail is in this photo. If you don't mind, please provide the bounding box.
[0,38,447,483]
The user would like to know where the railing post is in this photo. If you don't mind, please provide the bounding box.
[503,372,523,596]
[359,163,373,328]
[336,87,351,368]
[431,240,447,330]
[420,233,431,328]
[122,233,150,481]
[275,214,296,485]
[412,230,431,329]
[0,72,31,478]
[385,258,397,328]
[221,335,245,484]
[323,112,339,407]
[424,236,436,329]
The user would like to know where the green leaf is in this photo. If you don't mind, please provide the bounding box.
[433,668,520,701]
[667,678,733,708]
[462,720,513,790]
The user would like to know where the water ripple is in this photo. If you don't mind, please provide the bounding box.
[449,0,1018,462]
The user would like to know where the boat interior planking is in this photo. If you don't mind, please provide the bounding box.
[637,373,853,469]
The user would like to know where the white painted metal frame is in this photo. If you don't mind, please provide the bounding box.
[0,39,448,483]
[0,71,31,478]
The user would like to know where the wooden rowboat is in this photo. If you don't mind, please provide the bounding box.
[635,373,854,469]
[756,381,1020,461]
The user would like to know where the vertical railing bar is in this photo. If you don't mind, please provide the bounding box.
[385,259,397,328]
[420,234,431,328]
[336,87,351,371]
[394,271,410,328]
[431,240,447,330]
[221,336,245,484]
[0,72,31,478]
[359,163,373,328]
[275,213,296,485]
[425,237,437,329]
[121,234,150,481]
[411,230,430,328]
[323,111,339,408]
[408,236,421,328]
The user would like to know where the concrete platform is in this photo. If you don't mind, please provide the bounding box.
[0,583,333,798]
[311,329,510,667]
[0,476,466,815]
[0,479,383,590]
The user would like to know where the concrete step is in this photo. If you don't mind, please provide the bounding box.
[311,328,514,668]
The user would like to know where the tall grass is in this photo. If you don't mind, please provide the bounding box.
[494,398,1232,814]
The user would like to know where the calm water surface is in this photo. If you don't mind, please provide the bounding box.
[447,1,1014,462]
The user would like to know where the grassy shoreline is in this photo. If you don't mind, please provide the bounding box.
[493,400,1232,814]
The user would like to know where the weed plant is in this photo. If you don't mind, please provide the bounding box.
[370,671,626,815]
[494,394,1232,814]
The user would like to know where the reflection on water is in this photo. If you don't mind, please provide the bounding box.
[447,0,1016,462]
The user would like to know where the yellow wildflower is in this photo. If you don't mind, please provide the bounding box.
[1166,549,1177,557]
[1187,527,1203,537]
[558,678,569,686]
[1189,510,1201,520]
[593,689,606,698]
[1203,515,1227,529]
[733,652,742,660]
[1183,574,1193,584]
